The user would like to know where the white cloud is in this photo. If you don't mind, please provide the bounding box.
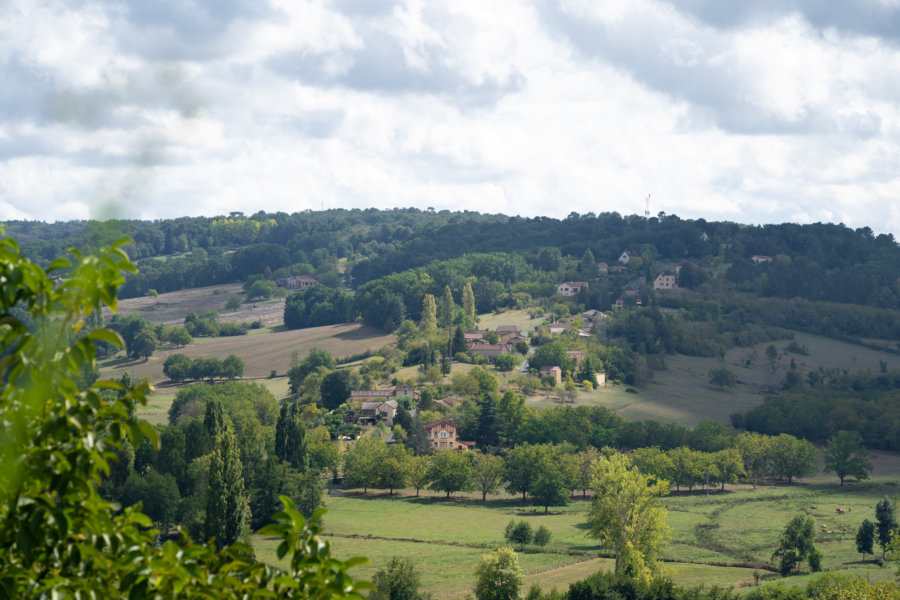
[0,0,899,235]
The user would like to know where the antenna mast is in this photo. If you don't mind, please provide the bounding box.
[645,194,650,218]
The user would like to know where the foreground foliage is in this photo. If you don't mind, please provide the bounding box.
[0,232,370,598]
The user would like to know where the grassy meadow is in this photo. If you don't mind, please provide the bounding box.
[252,467,900,598]
[250,450,900,599]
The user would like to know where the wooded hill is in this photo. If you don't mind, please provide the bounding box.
[7,210,900,309]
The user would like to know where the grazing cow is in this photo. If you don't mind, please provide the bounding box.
[836,507,845,514]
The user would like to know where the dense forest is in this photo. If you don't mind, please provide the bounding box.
[7,210,900,309]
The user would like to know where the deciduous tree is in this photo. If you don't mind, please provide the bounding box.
[824,430,871,486]
[371,557,429,600]
[344,436,387,494]
[471,452,505,501]
[427,449,471,498]
[772,514,820,576]
[474,547,523,600]
[876,497,897,558]
[708,366,737,389]
[586,453,671,580]
[856,519,875,559]
[504,520,533,550]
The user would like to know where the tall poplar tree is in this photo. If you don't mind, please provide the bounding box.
[275,401,309,472]
[439,286,454,328]
[204,397,226,439]
[205,429,249,549]
[462,282,476,324]
[439,286,454,361]
[420,294,437,332]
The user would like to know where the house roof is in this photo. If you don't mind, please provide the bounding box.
[560,281,589,287]
[434,395,463,407]
[496,325,519,333]
[423,419,455,430]
[469,343,508,352]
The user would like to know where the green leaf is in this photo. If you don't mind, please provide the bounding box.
[86,329,124,347]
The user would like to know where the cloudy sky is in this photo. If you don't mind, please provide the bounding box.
[2,0,900,233]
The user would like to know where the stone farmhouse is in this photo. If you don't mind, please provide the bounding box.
[653,271,678,290]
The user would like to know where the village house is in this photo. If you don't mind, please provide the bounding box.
[653,271,678,290]
[433,395,464,410]
[464,330,488,344]
[608,265,628,273]
[468,342,510,359]
[357,400,399,426]
[423,419,476,450]
[495,325,520,341]
[751,255,773,263]
[539,365,562,385]
[618,250,632,264]
[557,281,589,297]
[275,275,318,289]
[614,290,643,309]
[349,386,418,402]
[580,310,606,328]
[597,261,609,274]
[566,350,585,366]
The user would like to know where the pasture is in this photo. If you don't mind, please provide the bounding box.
[253,455,900,599]
[525,330,900,427]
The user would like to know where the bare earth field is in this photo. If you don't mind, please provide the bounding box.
[106,283,286,327]
[101,323,395,383]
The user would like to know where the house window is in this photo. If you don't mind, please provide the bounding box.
[440,432,447,438]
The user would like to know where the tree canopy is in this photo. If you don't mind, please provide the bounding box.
[586,453,671,581]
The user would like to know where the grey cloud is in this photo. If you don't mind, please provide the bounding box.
[539,2,876,136]
[662,0,900,43]
[290,109,346,139]
[270,25,525,108]
[333,0,401,17]
[114,0,278,61]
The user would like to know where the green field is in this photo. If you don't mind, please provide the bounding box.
[526,330,900,427]
[250,465,900,599]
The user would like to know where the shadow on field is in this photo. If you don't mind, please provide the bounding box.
[100,355,146,368]
[339,492,588,515]
[334,326,384,340]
